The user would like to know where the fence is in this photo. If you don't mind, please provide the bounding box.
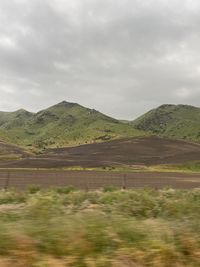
[0,170,200,189]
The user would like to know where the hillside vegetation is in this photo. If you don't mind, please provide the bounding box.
[132,104,200,142]
[0,102,199,150]
[0,187,200,266]
[0,101,143,149]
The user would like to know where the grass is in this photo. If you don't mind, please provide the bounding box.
[63,163,200,173]
[0,155,21,161]
[149,161,200,173]
[0,187,199,266]
[0,162,199,174]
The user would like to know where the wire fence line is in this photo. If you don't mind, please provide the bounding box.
[0,170,200,189]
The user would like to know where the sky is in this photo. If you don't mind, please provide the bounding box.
[0,0,200,119]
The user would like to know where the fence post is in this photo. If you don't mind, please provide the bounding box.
[85,176,89,191]
[5,171,10,190]
[122,174,126,189]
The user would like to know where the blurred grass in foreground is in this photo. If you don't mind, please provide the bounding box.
[0,187,199,266]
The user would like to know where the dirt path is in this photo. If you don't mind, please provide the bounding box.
[0,170,199,189]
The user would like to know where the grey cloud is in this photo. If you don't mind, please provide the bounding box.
[0,0,199,119]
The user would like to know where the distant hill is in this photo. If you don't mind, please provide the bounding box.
[0,101,143,149]
[132,104,200,142]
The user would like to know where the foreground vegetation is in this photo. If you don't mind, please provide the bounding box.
[0,187,200,266]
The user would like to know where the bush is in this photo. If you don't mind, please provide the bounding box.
[0,189,26,204]
[27,185,41,194]
[56,186,75,194]
[103,186,119,192]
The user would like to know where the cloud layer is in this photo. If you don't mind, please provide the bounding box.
[0,0,200,119]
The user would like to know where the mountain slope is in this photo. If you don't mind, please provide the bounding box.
[132,104,200,142]
[0,101,144,149]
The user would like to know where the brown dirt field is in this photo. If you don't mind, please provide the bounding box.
[0,136,199,169]
[0,170,200,189]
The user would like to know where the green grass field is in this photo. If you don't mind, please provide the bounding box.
[0,187,200,266]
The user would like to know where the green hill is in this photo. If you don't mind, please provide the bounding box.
[132,104,200,142]
[0,101,143,149]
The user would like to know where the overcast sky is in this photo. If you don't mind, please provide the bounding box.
[0,0,200,119]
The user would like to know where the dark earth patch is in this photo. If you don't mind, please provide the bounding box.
[0,136,199,168]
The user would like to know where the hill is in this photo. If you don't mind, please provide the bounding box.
[0,101,143,149]
[1,102,199,149]
[132,104,200,142]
